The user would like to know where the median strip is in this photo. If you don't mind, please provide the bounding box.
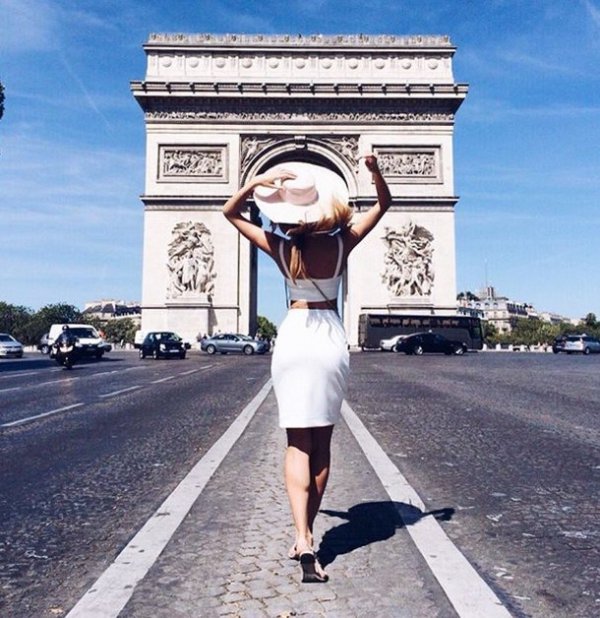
[65,379,272,618]
[341,401,512,618]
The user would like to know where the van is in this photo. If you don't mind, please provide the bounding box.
[48,324,110,359]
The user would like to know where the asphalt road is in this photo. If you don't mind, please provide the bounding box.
[1,349,599,617]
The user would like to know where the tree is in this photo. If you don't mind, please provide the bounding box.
[256,315,277,340]
[457,291,480,301]
[584,313,597,328]
[101,318,138,345]
[0,302,33,337]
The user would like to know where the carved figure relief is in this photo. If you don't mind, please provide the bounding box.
[159,146,227,181]
[381,222,435,297]
[374,147,441,183]
[240,136,281,177]
[167,222,216,298]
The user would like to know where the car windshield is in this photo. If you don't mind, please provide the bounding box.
[0,334,14,342]
[158,333,180,341]
[69,328,97,338]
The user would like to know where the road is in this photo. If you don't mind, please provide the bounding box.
[1,350,599,617]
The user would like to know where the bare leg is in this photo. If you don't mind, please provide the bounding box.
[285,428,313,554]
[285,426,333,581]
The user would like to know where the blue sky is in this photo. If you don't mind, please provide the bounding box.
[1,0,599,326]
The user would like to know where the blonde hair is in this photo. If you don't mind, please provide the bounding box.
[286,197,353,281]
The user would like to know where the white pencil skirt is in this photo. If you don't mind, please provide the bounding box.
[272,309,350,428]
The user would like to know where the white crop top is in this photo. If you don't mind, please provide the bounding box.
[279,235,343,302]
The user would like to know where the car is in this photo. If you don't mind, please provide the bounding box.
[560,334,600,355]
[551,336,567,354]
[0,333,24,358]
[200,333,270,355]
[379,334,407,351]
[47,324,110,359]
[394,332,467,355]
[38,332,51,354]
[139,331,189,359]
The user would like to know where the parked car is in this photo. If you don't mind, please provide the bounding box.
[201,333,270,355]
[559,334,600,355]
[394,332,467,355]
[38,332,51,354]
[379,334,407,351]
[0,333,24,358]
[139,331,189,359]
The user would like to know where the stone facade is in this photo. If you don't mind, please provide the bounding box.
[131,33,468,345]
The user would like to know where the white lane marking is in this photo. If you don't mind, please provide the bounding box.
[0,370,39,380]
[36,377,80,387]
[341,401,512,618]
[150,375,176,384]
[66,379,272,618]
[98,386,142,399]
[1,403,85,428]
[0,386,24,394]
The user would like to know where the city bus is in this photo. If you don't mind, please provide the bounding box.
[358,313,484,351]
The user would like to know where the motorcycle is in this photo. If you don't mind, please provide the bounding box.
[52,334,79,369]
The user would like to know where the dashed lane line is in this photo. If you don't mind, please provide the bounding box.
[1,403,85,429]
[65,379,272,618]
[98,385,143,399]
[341,401,513,618]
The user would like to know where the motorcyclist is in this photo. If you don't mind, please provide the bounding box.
[53,325,78,369]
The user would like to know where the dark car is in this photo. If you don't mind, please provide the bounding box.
[552,335,567,354]
[394,332,467,355]
[139,331,189,360]
[200,333,270,355]
[38,333,51,354]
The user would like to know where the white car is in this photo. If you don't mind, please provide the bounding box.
[379,334,407,351]
[0,333,24,358]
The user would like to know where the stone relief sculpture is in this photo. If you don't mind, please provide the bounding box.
[167,222,216,297]
[240,136,280,176]
[161,147,225,179]
[381,222,435,297]
[376,151,436,178]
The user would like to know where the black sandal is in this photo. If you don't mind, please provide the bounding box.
[299,552,329,583]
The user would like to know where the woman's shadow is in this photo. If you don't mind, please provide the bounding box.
[317,501,454,567]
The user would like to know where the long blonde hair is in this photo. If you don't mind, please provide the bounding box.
[286,198,353,281]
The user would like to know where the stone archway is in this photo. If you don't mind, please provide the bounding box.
[131,33,468,345]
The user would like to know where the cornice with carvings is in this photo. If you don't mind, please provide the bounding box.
[146,33,455,50]
[138,97,459,124]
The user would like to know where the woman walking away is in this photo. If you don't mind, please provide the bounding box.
[223,155,391,583]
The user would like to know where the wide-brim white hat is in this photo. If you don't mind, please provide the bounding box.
[253,161,349,224]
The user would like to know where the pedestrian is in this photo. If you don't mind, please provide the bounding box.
[223,155,391,583]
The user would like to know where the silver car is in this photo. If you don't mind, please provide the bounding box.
[379,334,407,351]
[562,335,600,355]
[0,333,24,358]
[201,333,270,355]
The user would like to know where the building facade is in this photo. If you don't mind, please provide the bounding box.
[131,33,468,345]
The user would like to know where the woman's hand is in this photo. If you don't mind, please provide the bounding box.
[361,154,380,174]
[251,169,297,190]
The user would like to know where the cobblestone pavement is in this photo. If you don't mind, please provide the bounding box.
[121,391,457,618]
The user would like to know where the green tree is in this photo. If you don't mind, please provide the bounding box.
[0,302,33,337]
[102,318,138,345]
[456,291,480,301]
[482,320,499,346]
[584,313,597,328]
[256,315,277,340]
[18,303,83,345]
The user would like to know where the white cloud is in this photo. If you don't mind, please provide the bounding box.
[0,0,58,52]
[581,0,600,27]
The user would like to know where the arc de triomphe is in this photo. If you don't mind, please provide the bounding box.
[131,33,468,346]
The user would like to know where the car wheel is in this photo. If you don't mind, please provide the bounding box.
[152,349,160,360]
[96,351,103,359]
[41,345,50,355]
[206,344,216,355]
[412,345,424,355]
[243,345,254,356]
[552,348,559,354]
[139,349,146,359]
[179,351,186,359]
[583,347,591,355]
[454,346,465,355]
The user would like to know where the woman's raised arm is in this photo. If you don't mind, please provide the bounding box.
[346,155,392,250]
